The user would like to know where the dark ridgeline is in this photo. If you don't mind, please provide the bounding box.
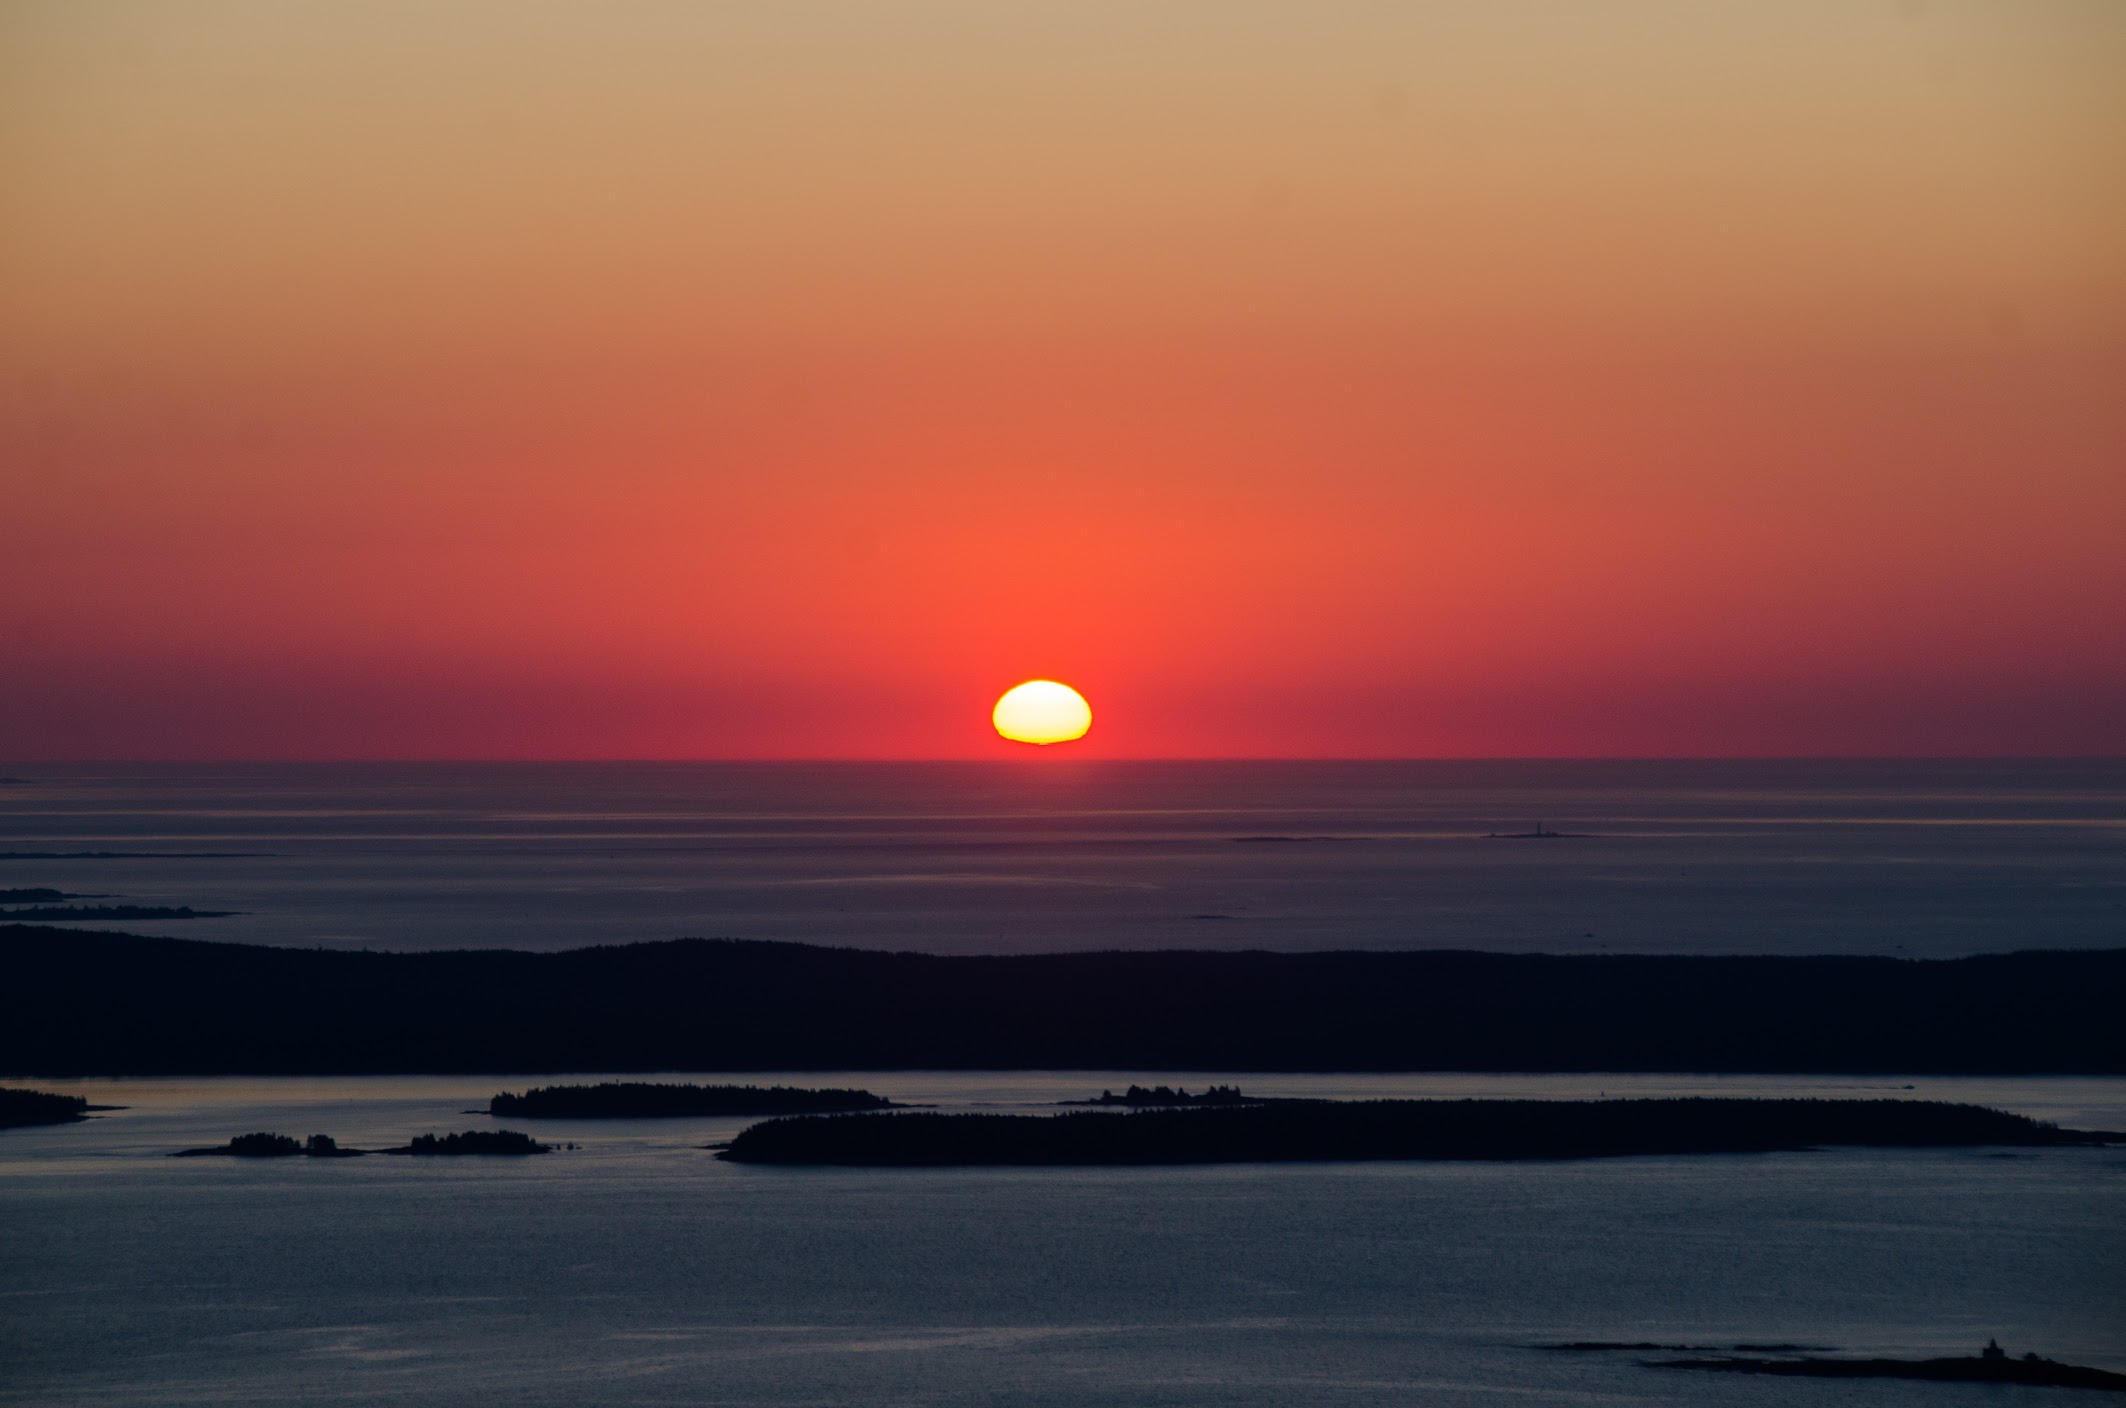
[718,1099,2114,1166]
[0,1087,89,1128]
[490,1082,893,1118]
[3,924,2123,1076]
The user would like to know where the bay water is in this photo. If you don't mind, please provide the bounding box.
[3,1072,2122,1407]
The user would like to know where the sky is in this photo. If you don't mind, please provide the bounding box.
[2,0,2121,759]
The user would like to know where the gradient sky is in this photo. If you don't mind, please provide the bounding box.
[3,1,2121,758]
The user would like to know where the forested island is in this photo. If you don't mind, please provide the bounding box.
[1065,1084,1260,1106]
[4,924,2123,1075]
[717,1098,2117,1166]
[491,1081,894,1118]
[165,1130,546,1156]
[171,1133,362,1157]
[0,1087,90,1129]
[385,1130,548,1155]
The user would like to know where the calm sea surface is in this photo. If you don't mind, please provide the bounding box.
[1,759,2121,955]
[5,763,2122,1403]
[3,1072,2123,1407]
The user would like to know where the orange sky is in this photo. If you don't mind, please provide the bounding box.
[3,1,2122,758]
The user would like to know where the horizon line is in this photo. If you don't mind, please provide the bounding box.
[3,754,2121,767]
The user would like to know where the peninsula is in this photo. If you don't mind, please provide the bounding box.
[491,1081,894,1118]
[0,1087,90,1129]
[1653,1348,2126,1392]
[717,1098,2117,1166]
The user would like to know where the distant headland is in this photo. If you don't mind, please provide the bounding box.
[2,925,2121,1076]
[0,1087,91,1129]
[1651,1345,2126,1392]
[490,1082,894,1118]
[717,1097,2119,1166]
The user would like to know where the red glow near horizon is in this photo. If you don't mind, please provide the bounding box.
[1,4,2121,760]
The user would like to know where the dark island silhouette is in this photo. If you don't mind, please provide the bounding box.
[4,925,2122,1075]
[717,1097,2117,1166]
[1064,1084,1261,1107]
[172,1132,363,1157]
[1652,1341,2126,1392]
[0,1087,91,1128]
[167,1130,547,1156]
[0,889,84,904]
[490,1081,894,1118]
[384,1130,549,1155]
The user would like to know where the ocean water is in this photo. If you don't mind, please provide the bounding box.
[5,765,2122,1403]
[1,759,2121,955]
[3,1072,2122,1407]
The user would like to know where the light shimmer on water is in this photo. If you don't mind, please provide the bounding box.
[1,759,2119,955]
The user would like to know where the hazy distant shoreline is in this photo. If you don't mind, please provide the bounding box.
[4,925,2120,1078]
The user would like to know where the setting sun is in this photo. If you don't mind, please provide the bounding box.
[992,681,1092,746]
